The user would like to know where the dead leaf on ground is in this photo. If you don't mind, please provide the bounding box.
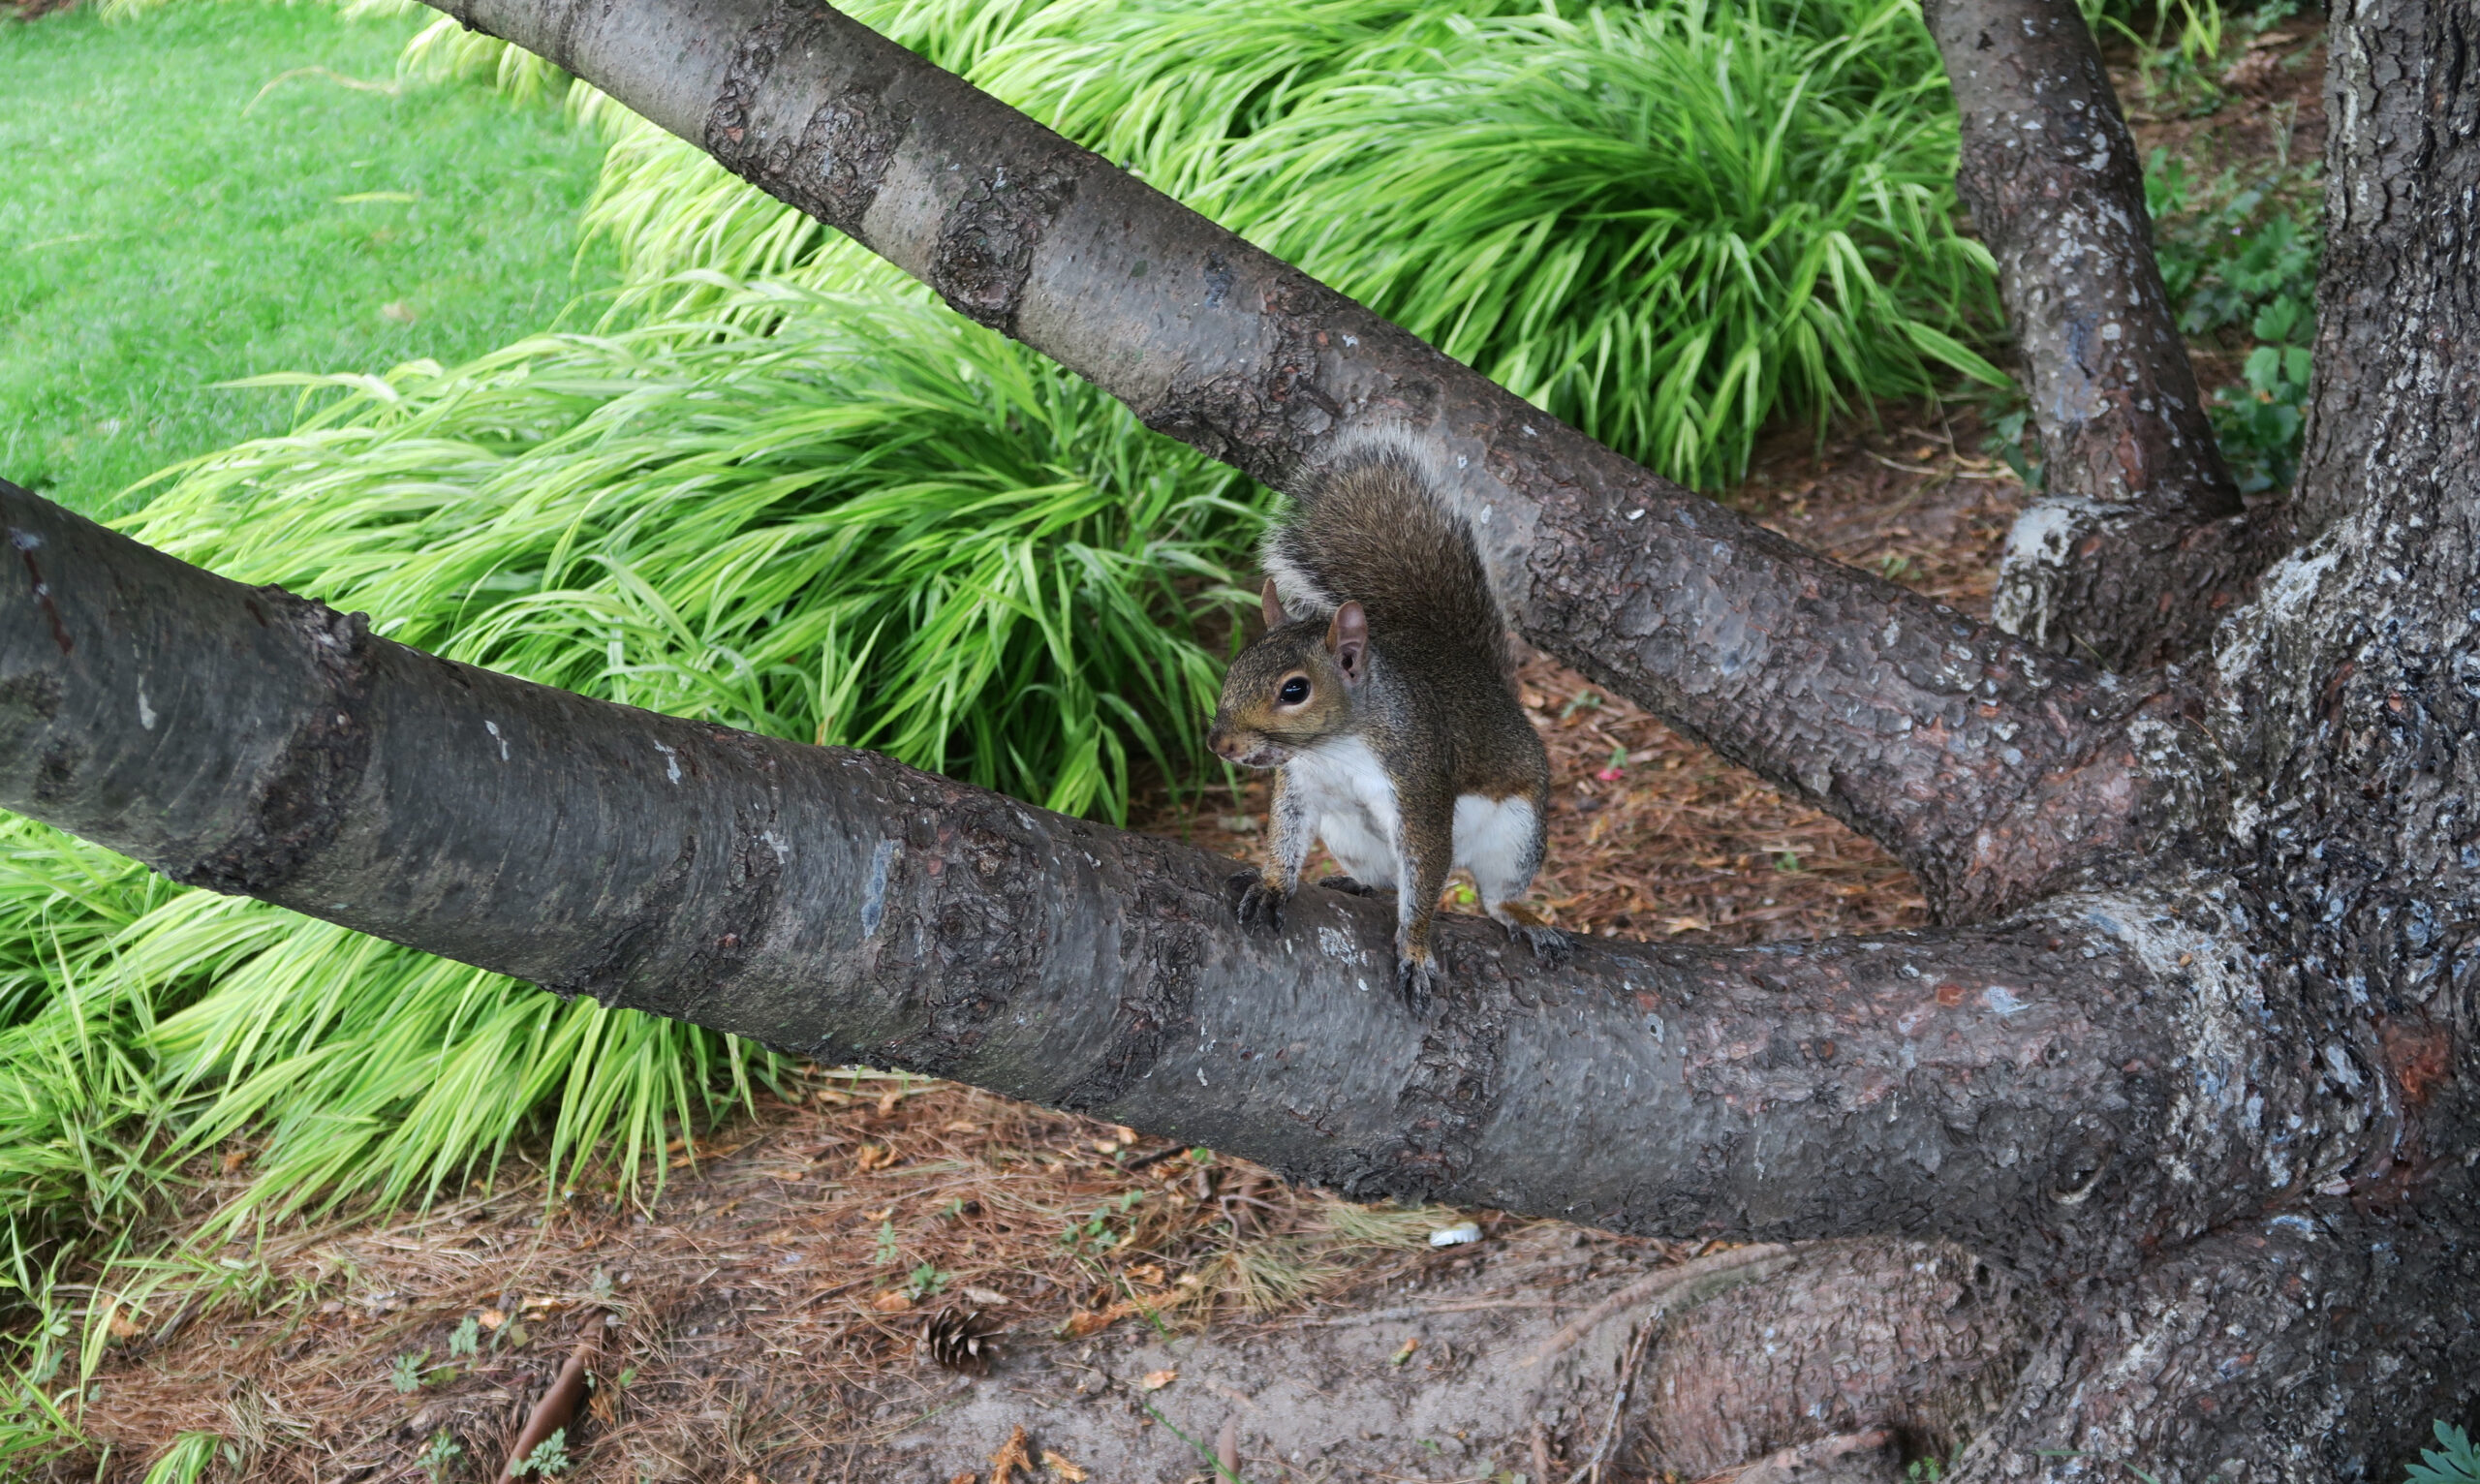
[1041,1450,1090,1481]
[1139,1367,1178,1391]
[871,1290,914,1313]
[990,1424,1034,1484]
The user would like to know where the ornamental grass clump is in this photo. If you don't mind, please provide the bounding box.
[0,276,1261,1242]
[569,0,2000,485]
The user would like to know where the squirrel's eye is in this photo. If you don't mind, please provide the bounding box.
[1278,676,1311,705]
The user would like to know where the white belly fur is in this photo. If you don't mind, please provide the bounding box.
[1286,739,1538,899]
[1452,792,1539,903]
[1286,737,1400,883]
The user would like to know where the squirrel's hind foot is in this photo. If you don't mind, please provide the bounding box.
[1508,922,1571,967]
[1488,902,1569,967]
[1318,876,1380,897]
[1226,870,1287,933]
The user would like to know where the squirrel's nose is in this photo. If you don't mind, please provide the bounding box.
[1206,724,1232,758]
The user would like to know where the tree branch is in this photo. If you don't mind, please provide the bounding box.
[416,0,2188,919]
[1924,0,2284,670]
[0,479,2291,1269]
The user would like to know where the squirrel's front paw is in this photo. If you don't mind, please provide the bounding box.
[1394,952,1442,1016]
[1226,871,1286,933]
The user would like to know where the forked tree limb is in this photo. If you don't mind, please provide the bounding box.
[0,480,2326,1273]
[15,463,2464,1471]
[1924,0,2285,671]
[417,0,2197,922]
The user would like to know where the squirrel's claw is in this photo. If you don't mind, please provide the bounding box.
[1394,953,1442,1016]
[1506,921,1571,967]
[1318,875,1379,897]
[1227,871,1286,934]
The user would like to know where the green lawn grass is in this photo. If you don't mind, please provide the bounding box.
[0,0,613,515]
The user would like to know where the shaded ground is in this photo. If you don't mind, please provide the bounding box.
[34,24,2330,1483]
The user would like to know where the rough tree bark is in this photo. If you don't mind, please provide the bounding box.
[2,0,2475,1477]
[1924,0,2295,671]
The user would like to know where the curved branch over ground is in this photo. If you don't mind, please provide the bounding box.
[4,468,2468,1474]
[0,480,2254,1269]
[1924,0,2288,670]
[418,0,2188,923]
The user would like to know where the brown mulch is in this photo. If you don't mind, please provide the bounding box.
[53,1075,1643,1482]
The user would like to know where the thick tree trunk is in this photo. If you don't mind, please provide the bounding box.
[1924,0,2287,671]
[5,0,2476,1476]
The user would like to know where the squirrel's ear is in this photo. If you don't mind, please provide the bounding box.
[1260,577,1290,631]
[1326,601,1368,685]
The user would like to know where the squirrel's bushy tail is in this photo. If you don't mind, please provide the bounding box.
[1262,446,1507,659]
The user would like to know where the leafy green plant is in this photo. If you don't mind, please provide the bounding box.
[389,1348,430,1393]
[515,1427,571,1477]
[2088,0,2232,115]
[2407,1423,2480,1484]
[134,280,1257,823]
[1180,0,2005,485]
[567,0,2002,488]
[0,268,1267,1260]
[1061,1190,1147,1254]
[418,1429,465,1484]
[2145,150,2320,494]
[139,1433,223,1484]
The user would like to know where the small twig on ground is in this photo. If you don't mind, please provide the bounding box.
[494,1327,598,1483]
[1123,1143,1196,1172]
[1520,1244,1791,1368]
[1569,1315,1657,1484]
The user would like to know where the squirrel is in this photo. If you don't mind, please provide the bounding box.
[1206,444,1568,1011]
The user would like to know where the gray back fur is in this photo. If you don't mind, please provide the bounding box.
[1259,446,1506,665]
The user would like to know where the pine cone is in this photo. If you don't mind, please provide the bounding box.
[917,1307,997,1375]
